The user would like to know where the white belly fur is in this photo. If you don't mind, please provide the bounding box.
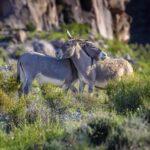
[95,81,108,88]
[36,73,64,86]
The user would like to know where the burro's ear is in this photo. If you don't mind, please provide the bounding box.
[75,42,81,59]
[66,30,72,39]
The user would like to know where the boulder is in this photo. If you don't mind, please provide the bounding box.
[15,30,27,43]
[32,39,57,57]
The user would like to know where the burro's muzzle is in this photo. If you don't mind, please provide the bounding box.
[56,48,63,60]
[99,51,108,60]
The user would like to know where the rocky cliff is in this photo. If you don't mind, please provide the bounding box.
[0,0,131,42]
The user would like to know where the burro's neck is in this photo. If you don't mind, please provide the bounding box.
[71,48,96,81]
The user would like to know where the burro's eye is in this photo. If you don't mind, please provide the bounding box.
[56,51,59,55]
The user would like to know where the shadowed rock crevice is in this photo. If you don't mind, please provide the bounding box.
[0,0,13,19]
[126,0,150,44]
[80,0,92,12]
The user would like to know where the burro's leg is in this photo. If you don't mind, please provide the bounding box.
[88,83,94,93]
[62,84,69,92]
[63,77,78,94]
[79,80,86,93]
[88,68,96,94]
[18,62,33,96]
[70,85,78,94]
[20,71,33,95]
[62,84,78,94]
[23,78,32,95]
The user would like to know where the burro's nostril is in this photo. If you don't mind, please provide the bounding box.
[99,52,107,60]
[56,52,59,58]
[104,52,107,57]
[55,51,58,56]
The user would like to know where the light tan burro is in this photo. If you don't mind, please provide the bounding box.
[95,57,133,88]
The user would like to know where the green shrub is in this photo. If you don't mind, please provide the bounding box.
[41,84,65,101]
[0,89,15,113]
[26,22,36,32]
[121,117,150,150]
[0,73,19,95]
[61,23,90,38]
[10,45,26,59]
[0,89,26,134]
[40,84,71,115]
[106,39,132,56]
[72,113,124,148]
[44,140,65,150]
[28,30,67,41]
[46,31,67,41]
[129,44,150,75]
[135,108,150,124]
[0,48,8,65]
[75,92,108,112]
[0,88,26,125]
[130,44,150,60]
[9,98,26,127]
[106,126,129,150]
[0,120,64,150]
[0,35,12,42]
[137,61,150,75]
[27,23,90,40]
[107,76,150,113]
[87,118,112,145]
[144,109,150,123]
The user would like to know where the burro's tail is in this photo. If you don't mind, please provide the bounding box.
[17,58,26,85]
[17,60,25,83]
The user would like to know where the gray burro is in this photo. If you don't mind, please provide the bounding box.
[17,39,105,95]
[58,39,98,93]
[59,42,133,91]
[17,51,78,95]
[58,32,133,92]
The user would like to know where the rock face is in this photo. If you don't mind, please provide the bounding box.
[0,0,59,31]
[0,0,131,41]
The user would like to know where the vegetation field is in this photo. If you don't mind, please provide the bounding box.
[0,25,150,150]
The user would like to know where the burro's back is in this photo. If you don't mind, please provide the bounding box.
[95,58,133,88]
[17,52,78,94]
